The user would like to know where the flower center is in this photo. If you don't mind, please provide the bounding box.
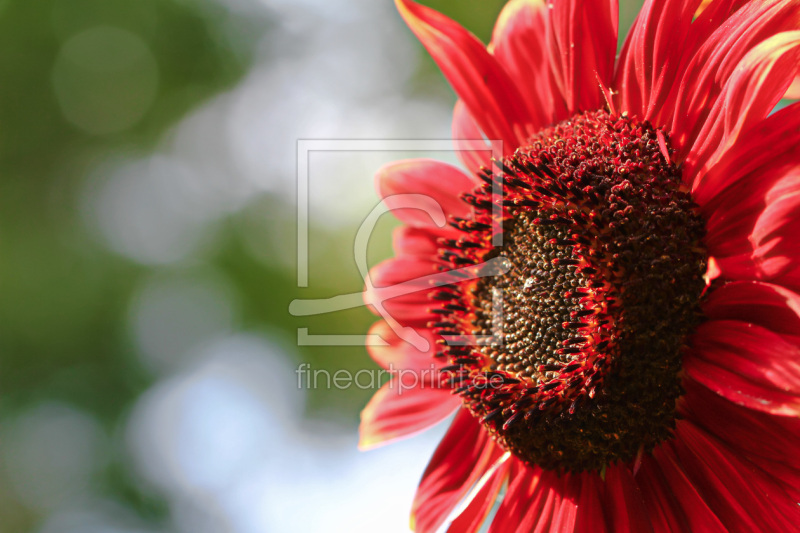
[435,111,708,472]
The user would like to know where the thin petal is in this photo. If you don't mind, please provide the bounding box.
[366,320,441,371]
[684,31,800,179]
[395,0,534,150]
[703,280,800,343]
[682,380,800,502]
[572,472,607,533]
[692,101,800,206]
[364,257,437,326]
[452,100,492,176]
[391,226,442,259]
[603,464,652,533]
[358,378,458,450]
[376,158,475,229]
[635,457,691,533]
[488,464,564,533]
[707,170,800,291]
[691,320,800,392]
[685,320,800,415]
[489,0,567,126]
[545,0,618,115]
[671,421,800,531]
[643,443,727,532]
[412,410,505,533]
[614,0,706,119]
[681,377,800,470]
[446,453,511,533]
[665,0,800,163]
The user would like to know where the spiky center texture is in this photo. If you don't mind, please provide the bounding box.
[434,111,707,472]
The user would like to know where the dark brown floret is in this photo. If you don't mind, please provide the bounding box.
[433,111,707,472]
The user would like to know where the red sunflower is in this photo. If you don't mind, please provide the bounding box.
[360,0,800,531]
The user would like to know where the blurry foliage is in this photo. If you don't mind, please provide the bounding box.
[0,0,266,528]
[0,0,264,410]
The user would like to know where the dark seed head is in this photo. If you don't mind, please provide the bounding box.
[434,111,708,472]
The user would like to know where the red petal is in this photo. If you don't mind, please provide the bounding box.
[707,170,800,291]
[682,380,800,503]
[375,158,475,229]
[635,457,691,533]
[487,464,573,533]
[411,410,505,533]
[691,320,800,391]
[359,378,458,450]
[671,421,800,531]
[391,226,442,259]
[664,0,800,163]
[544,0,618,115]
[685,320,800,416]
[681,377,800,471]
[603,464,652,533]
[642,443,727,532]
[572,472,607,533]
[691,101,800,206]
[395,0,534,151]
[614,0,706,121]
[366,320,441,371]
[684,30,800,180]
[452,100,492,177]
[489,0,568,127]
[364,257,437,326]
[368,256,439,287]
[446,453,511,533]
[703,280,800,343]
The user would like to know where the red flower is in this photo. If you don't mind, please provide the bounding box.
[360,0,800,531]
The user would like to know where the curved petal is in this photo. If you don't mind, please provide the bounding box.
[642,443,727,532]
[691,101,800,206]
[364,257,437,326]
[366,320,442,371]
[603,464,652,533]
[359,375,458,450]
[487,464,565,533]
[703,280,800,343]
[376,158,476,229]
[395,0,534,151]
[446,452,511,533]
[411,410,505,533]
[685,320,800,416]
[452,100,492,176]
[489,0,568,126]
[681,377,800,474]
[706,170,800,291]
[634,457,688,533]
[392,225,443,259]
[664,0,800,163]
[670,421,800,531]
[572,472,607,533]
[614,0,707,120]
[684,31,800,180]
[616,0,773,128]
[544,0,618,115]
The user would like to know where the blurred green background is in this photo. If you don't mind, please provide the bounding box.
[0,0,653,531]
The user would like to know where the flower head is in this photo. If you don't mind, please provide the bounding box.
[361,0,800,530]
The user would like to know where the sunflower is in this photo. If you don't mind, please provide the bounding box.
[359,0,800,530]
